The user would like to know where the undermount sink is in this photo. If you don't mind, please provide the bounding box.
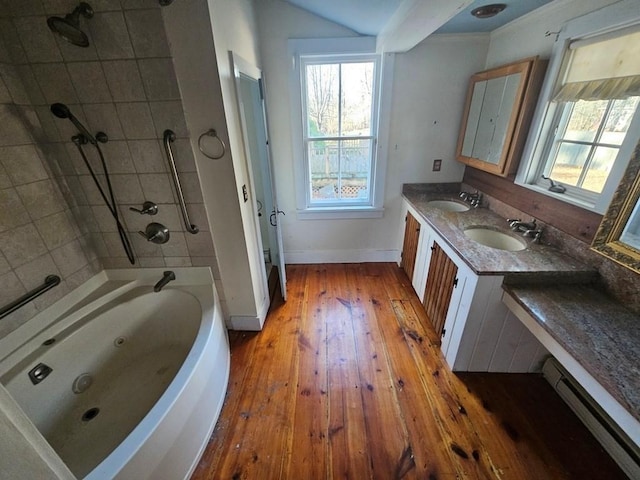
[426,200,470,212]
[464,227,527,251]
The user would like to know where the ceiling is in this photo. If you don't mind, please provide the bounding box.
[284,0,554,37]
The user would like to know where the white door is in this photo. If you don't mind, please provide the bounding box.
[232,53,287,300]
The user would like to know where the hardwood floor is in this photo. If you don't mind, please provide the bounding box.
[191,263,627,479]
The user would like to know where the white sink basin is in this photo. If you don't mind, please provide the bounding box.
[426,200,470,212]
[464,227,526,251]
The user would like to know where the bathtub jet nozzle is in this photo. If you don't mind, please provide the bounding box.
[154,270,176,292]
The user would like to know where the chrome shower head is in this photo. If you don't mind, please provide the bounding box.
[50,103,97,145]
[47,2,94,48]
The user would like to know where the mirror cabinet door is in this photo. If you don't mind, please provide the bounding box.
[456,57,546,177]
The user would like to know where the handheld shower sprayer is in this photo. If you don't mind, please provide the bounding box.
[50,103,97,145]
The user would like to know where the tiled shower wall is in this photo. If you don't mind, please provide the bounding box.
[0,0,221,338]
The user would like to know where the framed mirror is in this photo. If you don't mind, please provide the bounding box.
[456,57,546,177]
[591,139,640,273]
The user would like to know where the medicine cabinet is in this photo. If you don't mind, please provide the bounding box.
[456,57,546,177]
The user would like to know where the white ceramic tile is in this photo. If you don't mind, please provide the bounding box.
[89,11,135,60]
[116,102,156,139]
[35,210,78,249]
[16,179,67,220]
[103,60,146,101]
[130,231,162,256]
[100,140,136,173]
[0,145,49,185]
[124,8,170,58]
[0,223,48,268]
[138,58,179,101]
[0,18,27,64]
[110,173,145,204]
[91,204,117,232]
[0,188,31,233]
[67,62,112,103]
[139,173,175,203]
[14,16,63,63]
[161,230,188,256]
[128,139,166,173]
[0,104,34,146]
[185,230,215,257]
[82,103,125,140]
[50,238,89,276]
[149,101,188,138]
[164,256,192,267]
[171,138,197,172]
[32,63,78,104]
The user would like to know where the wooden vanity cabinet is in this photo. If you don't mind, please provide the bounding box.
[422,241,458,341]
[400,211,421,283]
[399,199,547,372]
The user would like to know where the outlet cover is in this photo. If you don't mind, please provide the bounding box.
[433,159,442,171]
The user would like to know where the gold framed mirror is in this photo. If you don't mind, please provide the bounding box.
[591,139,640,273]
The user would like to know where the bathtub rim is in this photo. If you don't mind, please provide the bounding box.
[0,267,216,375]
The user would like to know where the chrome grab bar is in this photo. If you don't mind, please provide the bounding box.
[0,275,61,320]
[162,129,199,234]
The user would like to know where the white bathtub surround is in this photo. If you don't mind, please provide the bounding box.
[0,267,229,480]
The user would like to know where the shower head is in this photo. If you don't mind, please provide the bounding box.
[47,2,94,48]
[51,103,97,145]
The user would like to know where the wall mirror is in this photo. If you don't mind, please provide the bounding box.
[591,139,640,273]
[456,57,546,177]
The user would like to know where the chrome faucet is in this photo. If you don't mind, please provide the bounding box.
[154,271,175,292]
[507,218,543,243]
[459,191,482,208]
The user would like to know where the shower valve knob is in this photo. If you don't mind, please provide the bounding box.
[138,223,170,244]
[129,201,158,215]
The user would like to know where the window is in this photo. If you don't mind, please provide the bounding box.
[517,3,640,213]
[302,57,377,206]
[541,96,639,200]
[289,38,391,219]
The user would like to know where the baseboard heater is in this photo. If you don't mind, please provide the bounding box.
[543,358,640,479]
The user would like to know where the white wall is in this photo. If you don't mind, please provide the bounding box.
[485,0,620,68]
[255,1,489,262]
[163,0,268,328]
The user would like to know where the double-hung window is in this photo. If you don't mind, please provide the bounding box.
[518,5,640,213]
[289,38,390,219]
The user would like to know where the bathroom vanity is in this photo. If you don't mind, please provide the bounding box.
[399,184,596,372]
[399,183,640,475]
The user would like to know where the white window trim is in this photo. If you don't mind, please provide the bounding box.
[288,37,394,220]
[515,0,640,214]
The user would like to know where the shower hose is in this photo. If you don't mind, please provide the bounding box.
[73,135,135,264]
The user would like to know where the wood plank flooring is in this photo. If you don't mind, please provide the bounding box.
[192,263,627,479]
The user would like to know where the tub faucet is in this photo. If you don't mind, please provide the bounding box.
[154,271,176,292]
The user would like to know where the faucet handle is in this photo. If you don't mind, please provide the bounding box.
[129,201,158,215]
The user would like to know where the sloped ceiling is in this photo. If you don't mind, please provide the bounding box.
[284,0,554,41]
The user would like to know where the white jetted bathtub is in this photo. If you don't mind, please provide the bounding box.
[0,267,229,479]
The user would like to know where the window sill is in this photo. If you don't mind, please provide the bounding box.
[514,181,600,213]
[296,207,384,220]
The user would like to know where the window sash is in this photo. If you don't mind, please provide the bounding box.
[300,55,380,209]
[537,97,637,199]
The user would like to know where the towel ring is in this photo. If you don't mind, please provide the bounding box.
[198,129,226,160]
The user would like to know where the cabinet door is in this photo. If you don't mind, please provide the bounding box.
[423,241,458,340]
[400,211,421,282]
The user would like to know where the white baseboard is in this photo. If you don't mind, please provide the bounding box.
[227,314,264,331]
[285,249,399,264]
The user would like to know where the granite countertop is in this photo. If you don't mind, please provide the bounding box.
[402,184,596,278]
[503,283,640,423]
